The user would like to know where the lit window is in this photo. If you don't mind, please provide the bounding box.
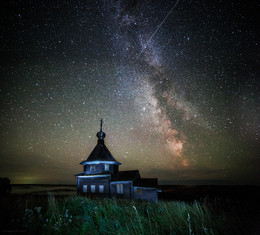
[99,185,104,193]
[91,185,95,193]
[116,184,123,194]
[104,164,109,171]
[90,165,96,171]
[83,185,87,193]
[136,188,142,194]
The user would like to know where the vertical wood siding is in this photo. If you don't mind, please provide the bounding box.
[77,176,110,194]
[84,164,118,175]
[134,187,158,203]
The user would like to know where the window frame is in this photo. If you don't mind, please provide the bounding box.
[91,185,95,193]
[99,185,104,193]
[136,187,142,194]
[116,184,124,194]
[90,165,96,171]
[83,185,88,193]
[104,164,109,171]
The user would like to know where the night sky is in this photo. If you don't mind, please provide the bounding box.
[1,0,259,185]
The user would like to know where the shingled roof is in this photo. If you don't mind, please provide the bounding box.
[134,178,158,188]
[80,143,120,165]
[81,120,121,165]
[111,170,140,181]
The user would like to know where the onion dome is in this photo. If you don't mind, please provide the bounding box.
[80,118,121,165]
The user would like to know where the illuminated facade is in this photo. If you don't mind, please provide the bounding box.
[75,120,159,202]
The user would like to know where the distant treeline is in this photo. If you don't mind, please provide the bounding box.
[11,184,76,186]
[0,178,11,194]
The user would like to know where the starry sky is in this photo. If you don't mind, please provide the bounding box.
[1,0,259,185]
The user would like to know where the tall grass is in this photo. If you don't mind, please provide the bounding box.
[5,194,249,234]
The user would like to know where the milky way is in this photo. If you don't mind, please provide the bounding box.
[0,0,259,184]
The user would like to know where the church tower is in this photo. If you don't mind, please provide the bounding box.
[75,119,159,202]
[80,119,121,175]
[75,119,121,194]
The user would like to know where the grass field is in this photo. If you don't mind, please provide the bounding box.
[1,190,259,235]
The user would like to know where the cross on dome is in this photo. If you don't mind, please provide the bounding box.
[97,118,106,144]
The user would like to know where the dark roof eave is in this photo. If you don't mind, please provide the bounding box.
[80,160,121,165]
[74,172,86,176]
[133,178,158,188]
[111,170,140,181]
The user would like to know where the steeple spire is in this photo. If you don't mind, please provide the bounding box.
[96,118,106,144]
[100,118,103,132]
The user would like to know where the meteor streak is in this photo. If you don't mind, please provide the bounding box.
[137,0,180,59]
